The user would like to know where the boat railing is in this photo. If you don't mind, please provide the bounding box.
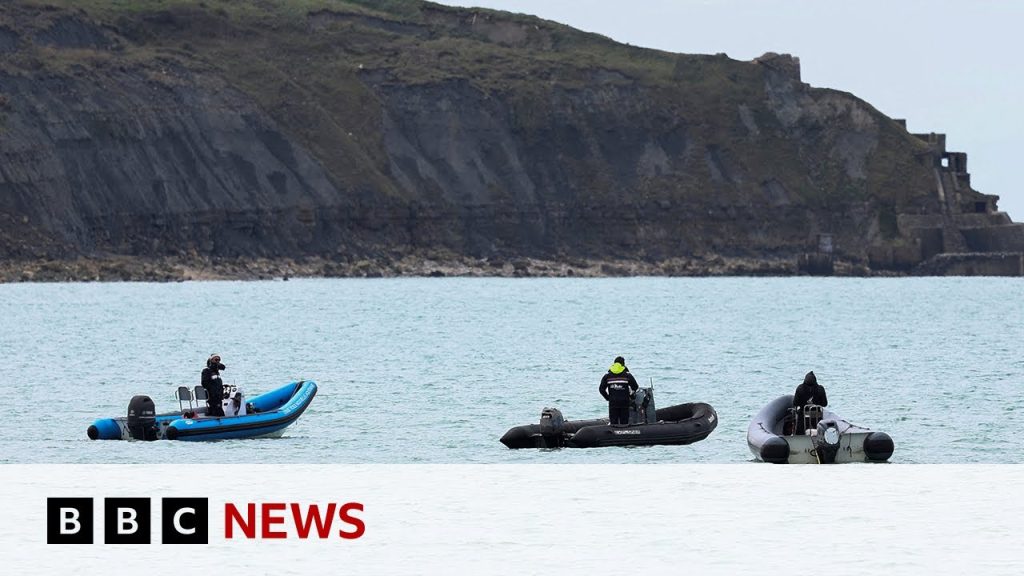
[803,404,824,434]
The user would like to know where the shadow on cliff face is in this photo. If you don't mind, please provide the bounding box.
[0,27,19,53]
[32,16,112,50]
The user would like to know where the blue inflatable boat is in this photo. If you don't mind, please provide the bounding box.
[87,381,317,441]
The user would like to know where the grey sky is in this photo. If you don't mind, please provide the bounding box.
[441,0,1024,220]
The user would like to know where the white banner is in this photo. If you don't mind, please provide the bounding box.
[1,464,1021,575]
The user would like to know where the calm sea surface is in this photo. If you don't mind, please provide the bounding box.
[0,277,1020,464]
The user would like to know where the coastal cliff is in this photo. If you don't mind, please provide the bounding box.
[1,0,1021,279]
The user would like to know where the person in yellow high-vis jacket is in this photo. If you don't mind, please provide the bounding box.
[599,356,638,426]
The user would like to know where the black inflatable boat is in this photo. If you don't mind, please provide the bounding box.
[500,387,718,449]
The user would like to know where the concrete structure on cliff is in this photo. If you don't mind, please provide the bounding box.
[870,127,1024,275]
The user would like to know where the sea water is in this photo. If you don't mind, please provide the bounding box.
[0,277,1021,464]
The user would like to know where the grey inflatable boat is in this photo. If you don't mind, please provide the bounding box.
[747,395,894,464]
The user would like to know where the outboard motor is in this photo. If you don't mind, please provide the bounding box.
[642,387,657,423]
[812,420,842,464]
[537,407,565,448]
[628,387,657,424]
[126,395,158,441]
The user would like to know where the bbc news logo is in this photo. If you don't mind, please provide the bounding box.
[47,497,208,544]
[47,498,365,544]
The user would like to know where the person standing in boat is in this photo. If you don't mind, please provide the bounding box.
[792,370,827,432]
[600,356,638,426]
[201,354,226,417]
[793,370,828,408]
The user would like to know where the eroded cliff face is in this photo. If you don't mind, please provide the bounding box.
[0,1,1004,269]
[365,53,937,261]
[1,66,358,255]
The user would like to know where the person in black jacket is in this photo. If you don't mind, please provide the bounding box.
[201,354,226,417]
[793,370,828,408]
[792,370,827,433]
[599,356,639,426]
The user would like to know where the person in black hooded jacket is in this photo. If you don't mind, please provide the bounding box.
[793,370,828,408]
[791,370,828,433]
[201,354,226,417]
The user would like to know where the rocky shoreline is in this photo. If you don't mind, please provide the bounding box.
[0,252,891,282]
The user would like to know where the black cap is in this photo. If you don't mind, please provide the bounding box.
[614,356,625,365]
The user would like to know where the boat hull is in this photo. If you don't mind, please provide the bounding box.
[501,402,718,449]
[88,381,317,441]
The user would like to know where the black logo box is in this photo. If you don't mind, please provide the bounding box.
[47,497,209,545]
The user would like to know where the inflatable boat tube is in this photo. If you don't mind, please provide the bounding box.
[501,388,717,449]
[88,381,317,441]
[747,395,894,464]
